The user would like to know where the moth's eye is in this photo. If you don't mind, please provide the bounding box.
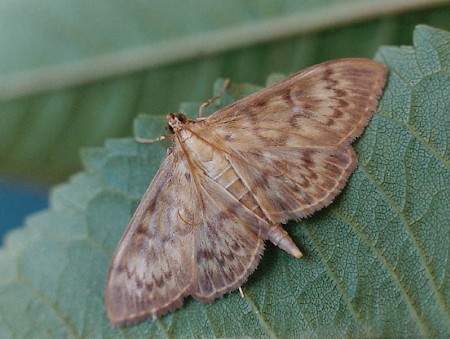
[176,113,187,124]
[165,123,174,134]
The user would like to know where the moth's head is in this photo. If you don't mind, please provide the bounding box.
[165,113,188,134]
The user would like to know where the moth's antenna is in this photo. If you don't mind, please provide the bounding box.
[135,135,167,144]
[199,79,231,117]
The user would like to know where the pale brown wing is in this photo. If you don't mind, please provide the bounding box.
[106,144,269,324]
[188,58,386,223]
[206,58,387,150]
[226,146,357,223]
[105,152,199,325]
[192,172,267,300]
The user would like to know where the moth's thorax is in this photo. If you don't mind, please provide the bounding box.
[181,132,267,220]
[176,128,194,145]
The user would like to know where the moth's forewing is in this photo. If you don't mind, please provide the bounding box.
[198,58,387,221]
[105,154,197,325]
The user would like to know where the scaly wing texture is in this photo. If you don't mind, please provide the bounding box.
[227,146,357,222]
[105,152,199,325]
[207,58,386,150]
[192,173,267,301]
[106,58,387,324]
[106,143,268,324]
[193,58,386,223]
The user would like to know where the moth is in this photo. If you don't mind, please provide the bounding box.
[105,58,387,325]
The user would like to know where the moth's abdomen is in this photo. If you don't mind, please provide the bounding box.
[219,164,265,217]
[204,153,266,220]
[203,152,302,258]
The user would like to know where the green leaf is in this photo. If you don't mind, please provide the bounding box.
[1,1,450,181]
[0,24,449,338]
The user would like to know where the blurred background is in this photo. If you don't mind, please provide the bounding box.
[1,0,450,243]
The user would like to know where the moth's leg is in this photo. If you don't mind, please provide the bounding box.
[267,224,303,259]
[199,79,231,117]
[135,135,167,144]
